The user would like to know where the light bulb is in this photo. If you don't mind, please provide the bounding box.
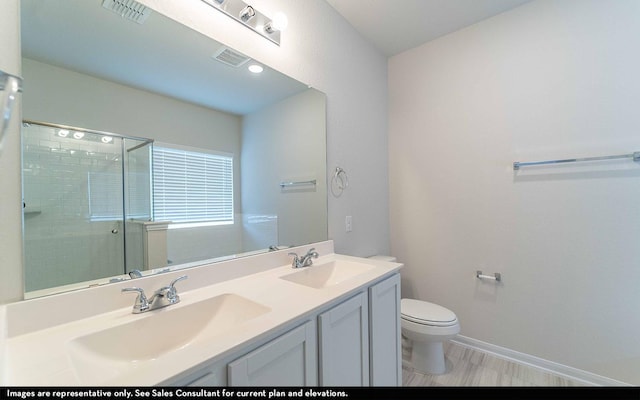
[240,5,256,22]
[272,12,288,31]
[57,129,69,138]
[265,12,288,33]
[73,131,85,139]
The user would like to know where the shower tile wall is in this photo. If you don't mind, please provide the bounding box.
[22,124,125,292]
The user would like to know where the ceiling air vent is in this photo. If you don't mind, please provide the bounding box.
[213,47,251,68]
[102,0,152,24]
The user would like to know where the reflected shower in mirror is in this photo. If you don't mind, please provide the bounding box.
[22,121,153,295]
[20,0,327,298]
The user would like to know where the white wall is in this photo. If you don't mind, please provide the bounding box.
[22,58,242,157]
[242,89,327,249]
[389,0,640,384]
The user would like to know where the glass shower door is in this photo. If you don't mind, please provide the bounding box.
[123,138,153,275]
[22,122,126,294]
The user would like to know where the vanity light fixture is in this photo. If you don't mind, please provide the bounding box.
[201,0,287,46]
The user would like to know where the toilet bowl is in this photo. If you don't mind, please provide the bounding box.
[401,298,460,375]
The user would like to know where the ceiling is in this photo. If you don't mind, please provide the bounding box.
[20,0,308,115]
[325,0,534,57]
[20,0,536,115]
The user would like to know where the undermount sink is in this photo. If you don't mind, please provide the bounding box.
[67,293,270,382]
[280,260,375,289]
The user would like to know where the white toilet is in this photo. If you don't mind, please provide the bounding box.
[366,256,460,375]
[401,298,460,375]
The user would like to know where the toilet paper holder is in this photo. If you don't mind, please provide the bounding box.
[476,270,501,282]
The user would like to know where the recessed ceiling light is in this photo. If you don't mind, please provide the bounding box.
[248,64,264,74]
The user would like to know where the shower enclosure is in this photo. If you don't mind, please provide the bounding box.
[22,121,153,294]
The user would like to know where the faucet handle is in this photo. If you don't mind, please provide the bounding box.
[167,275,188,301]
[288,252,300,268]
[305,248,318,257]
[169,275,188,290]
[121,287,149,313]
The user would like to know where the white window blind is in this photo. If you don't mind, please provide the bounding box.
[152,146,233,225]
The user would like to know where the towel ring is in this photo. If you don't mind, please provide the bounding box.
[331,167,349,197]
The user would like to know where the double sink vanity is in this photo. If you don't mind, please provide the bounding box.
[1,241,403,386]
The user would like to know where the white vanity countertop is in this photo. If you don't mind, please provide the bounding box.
[2,251,401,386]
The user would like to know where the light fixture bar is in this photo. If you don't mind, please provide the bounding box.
[201,0,283,46]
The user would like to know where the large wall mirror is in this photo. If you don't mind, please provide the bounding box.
[20,0,327,298]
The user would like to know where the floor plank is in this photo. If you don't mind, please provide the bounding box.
[402,341,587,387]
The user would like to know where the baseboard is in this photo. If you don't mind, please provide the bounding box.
[451,335,631,387]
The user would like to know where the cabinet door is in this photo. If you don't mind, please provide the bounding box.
[185,370,225,386]
[369,273,402,386]
[227,320,317,386]
[318,292,369,386]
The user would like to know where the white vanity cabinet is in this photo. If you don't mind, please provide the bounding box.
[164,272,401,387]
[318,292,370,386]
[317,273,401,386]
[228,321,317,386]
[168,321,317,387]
[368,273,402,385]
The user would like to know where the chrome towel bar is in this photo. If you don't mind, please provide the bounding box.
[279,179,316,188]
[514,151,640,170]
[476,270,501,282]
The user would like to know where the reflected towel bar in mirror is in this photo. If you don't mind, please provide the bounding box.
[279,179,317,188]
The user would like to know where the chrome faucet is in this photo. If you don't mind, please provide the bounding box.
[121,275,188,314]
[288,248,319,269]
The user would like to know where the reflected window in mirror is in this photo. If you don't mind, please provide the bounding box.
[153,144,234,228]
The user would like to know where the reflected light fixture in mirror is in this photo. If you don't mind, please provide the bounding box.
[201,0,288,45]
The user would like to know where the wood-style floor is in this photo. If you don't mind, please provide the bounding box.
[402,341,588,387]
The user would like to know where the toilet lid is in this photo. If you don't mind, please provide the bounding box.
[401,299,458,326]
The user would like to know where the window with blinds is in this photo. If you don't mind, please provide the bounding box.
[152,145,234,227]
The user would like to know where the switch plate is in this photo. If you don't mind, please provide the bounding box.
[345,215,352,232]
